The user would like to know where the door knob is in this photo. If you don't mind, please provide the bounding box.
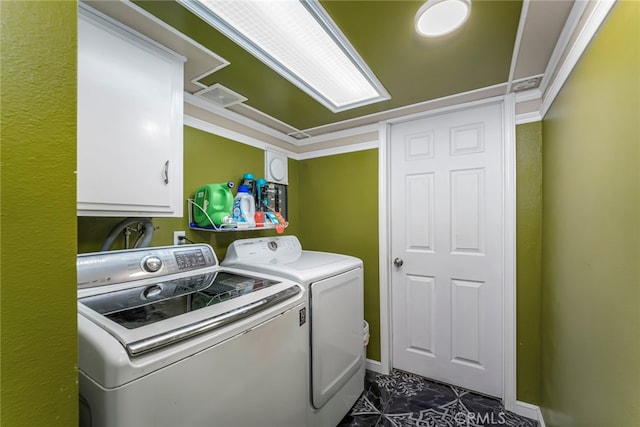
[393,258,404,267]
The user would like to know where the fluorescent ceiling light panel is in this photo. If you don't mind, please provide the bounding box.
[177,0,390,112]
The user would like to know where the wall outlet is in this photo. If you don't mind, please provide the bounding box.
[173,231,186,245]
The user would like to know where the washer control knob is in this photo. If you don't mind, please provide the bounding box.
[142,256,162,272]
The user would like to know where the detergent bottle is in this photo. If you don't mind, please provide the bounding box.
[231,185,256,226]
[193,183,233,227]
[240,173,256,200]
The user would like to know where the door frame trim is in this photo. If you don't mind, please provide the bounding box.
[377,94,517,410]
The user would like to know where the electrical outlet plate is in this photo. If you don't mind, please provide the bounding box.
[173,231,186,245]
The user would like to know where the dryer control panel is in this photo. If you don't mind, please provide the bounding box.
[223,236,302,264]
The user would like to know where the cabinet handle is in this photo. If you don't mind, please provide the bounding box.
[163,160,169,184]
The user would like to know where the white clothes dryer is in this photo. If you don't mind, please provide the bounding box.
[222,236,364,427]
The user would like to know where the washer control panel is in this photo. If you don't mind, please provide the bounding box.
[77,244,218,289]
[142,256,162,272]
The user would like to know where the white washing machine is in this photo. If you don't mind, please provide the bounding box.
[222,236,364,427]
[77,244,309,427]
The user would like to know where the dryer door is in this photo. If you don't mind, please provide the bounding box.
[310,267,363,409]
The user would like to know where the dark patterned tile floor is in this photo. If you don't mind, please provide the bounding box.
[338,369,538,427]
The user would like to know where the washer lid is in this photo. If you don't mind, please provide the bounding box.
[80,271,279,329]
[78,270,300,356]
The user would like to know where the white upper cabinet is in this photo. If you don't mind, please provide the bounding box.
[77,5,184,217]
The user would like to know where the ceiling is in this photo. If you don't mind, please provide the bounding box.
[85,0,575,143]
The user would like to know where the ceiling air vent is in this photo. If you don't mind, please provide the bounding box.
[287,131,311,140]
[195,83,247,108]
[511,76,542,93]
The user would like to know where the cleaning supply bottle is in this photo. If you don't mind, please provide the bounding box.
[193,183,233,227]
[231,185,256,226]
[240,173,256,200]
[256,178,268,211]
[254,178,269,227]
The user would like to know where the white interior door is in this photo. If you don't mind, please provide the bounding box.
[390,102,504,397]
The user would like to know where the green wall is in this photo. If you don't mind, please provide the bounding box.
[540,2,640,426]
[0,1,78,425]
[516,122,543,405]
[298,150,380,361]
[78,125,300,259]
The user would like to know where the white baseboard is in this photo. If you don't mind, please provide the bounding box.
[514,400,546,426]
[365,358,385,374]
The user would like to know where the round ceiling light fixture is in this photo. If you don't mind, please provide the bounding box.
[415,0,471,37]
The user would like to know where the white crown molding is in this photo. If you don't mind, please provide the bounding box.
[506,0,531,94]
[301,82,508,136]
[187,73,543,155]
[184,113,378,161]
[232,102,302,136]
[184,92,301,146]
[186,81,518,156]
[386,94,508,126]
[515,111,543,125]
[295,140,379,160]
[538,0,589,97]
[79,3,187,63]
[514,87,542,103]
[540,0,616,118]
[110,0,210,60]
[189,63,231,91]
[183,114,297,158]
[300,123,379,145]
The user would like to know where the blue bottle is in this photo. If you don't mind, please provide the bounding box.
[232,185,256,226]
[241,173,255,200]
[256,178,268,211]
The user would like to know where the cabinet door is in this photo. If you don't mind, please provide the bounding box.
[77,7,183,217]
